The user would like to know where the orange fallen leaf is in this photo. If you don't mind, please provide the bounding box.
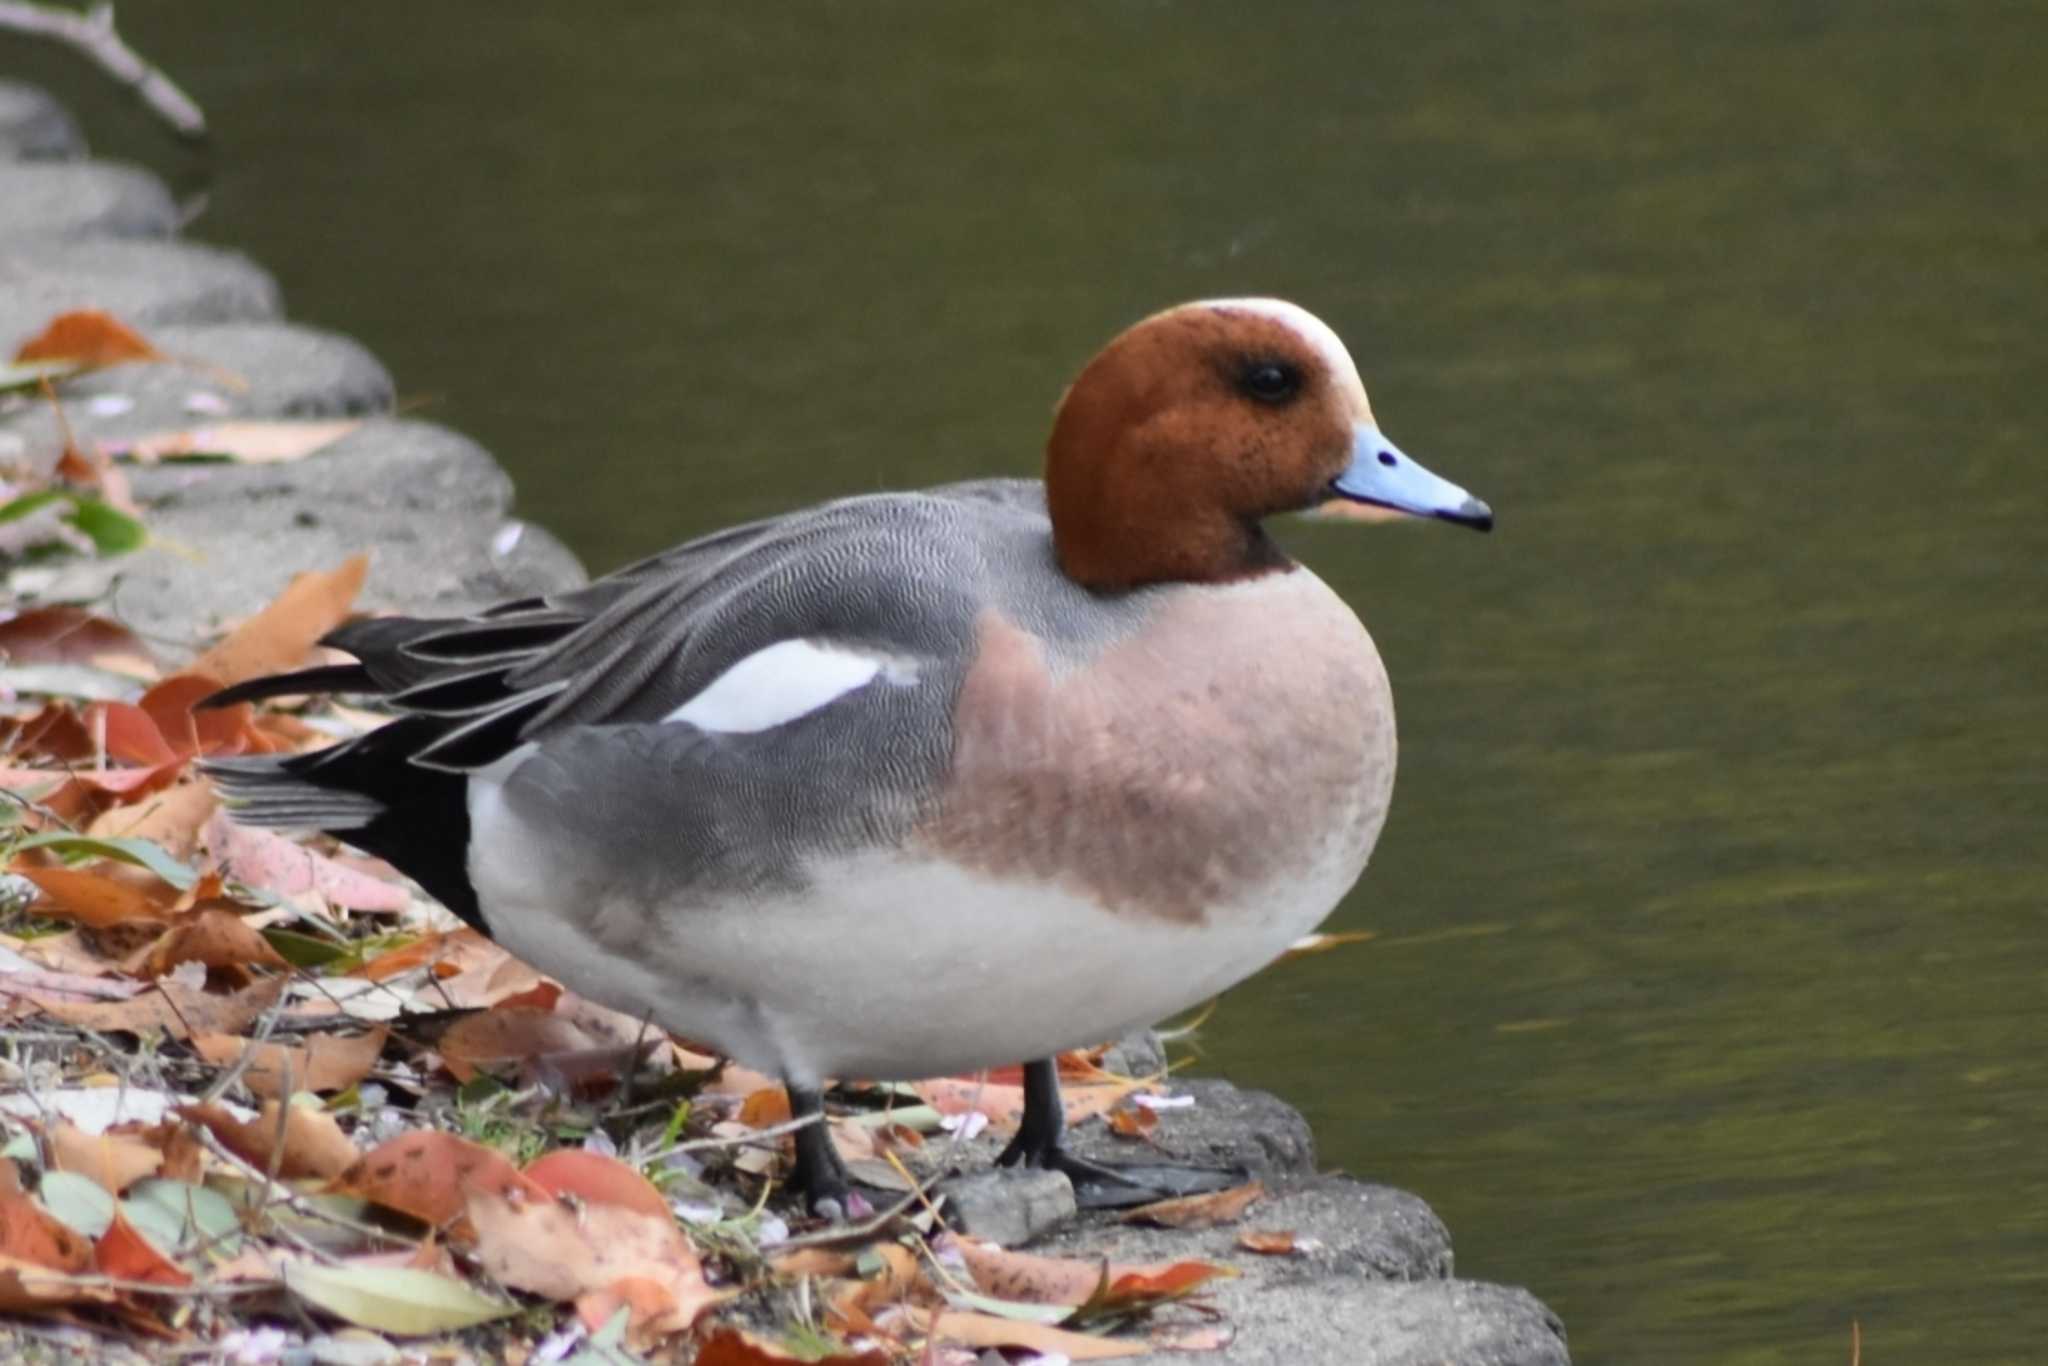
[738,1086,791,1128]
[331,1131,535,1228]
[178,1100,359,1180]
[135,673,262,758]
[12,863,177,930]
[1120,1180,1264,1230]
[189,1024,387,1098]
[521,1149,671,1220]
[465,1180,719,1341]
[1236,1229,1299,1255]
[128,908,290,979]
[0,1188,95,1273]
[954,1239,1229,1309]
[46,1120,162,1194]
[189,555,368,688]
[918,1308,1150,1360]
[14,310,164,368]
[1106,1102,1158,1138]
[95,1210,192,1285]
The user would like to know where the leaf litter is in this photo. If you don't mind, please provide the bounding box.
[0,554,1326,1362]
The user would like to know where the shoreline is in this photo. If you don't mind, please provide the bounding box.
[1,77,1569,1365]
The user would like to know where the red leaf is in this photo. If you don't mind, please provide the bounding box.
[14,310,163,367]
[521,1150,672,1220]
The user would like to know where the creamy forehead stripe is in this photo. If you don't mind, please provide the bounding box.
[665,638,918,733]
[1197,297,1364,391]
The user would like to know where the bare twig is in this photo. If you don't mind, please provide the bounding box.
[0,2,207,140]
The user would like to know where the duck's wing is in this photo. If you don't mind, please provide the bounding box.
[203,483,1049,920]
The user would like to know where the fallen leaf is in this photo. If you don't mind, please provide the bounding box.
[1236,1229,1299,1255]
[189,1025,387,1097]
[283,1259,513,1336]
[206,809,408,911]
[1105,1103,1158,1138]
[134,672,261,758]
[93,1209,192,1285]
[739,1086,792,1128]
[465,1180,718,1340]
[920,1308,1150,1360]
[0,1188,95,1272]
[330,1131,534,1227]
[520,1149,672,1220]
[1120,1181,1264,1230]
[85,779,219,858]
[46,1120,162,1194]
[0,1252,118,1314]
[14,310,164,368]
[117,419,362,465]
[128,908,291,979]
[0,606,154,672]
[693,1326,893,1365]
[177,1100,359,1180]
[433,1006,605,1082]
[12,863,177,929]
[190,554,368,687]
[37,972,284,1041]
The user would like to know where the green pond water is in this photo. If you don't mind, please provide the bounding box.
[9,4,2044,1360]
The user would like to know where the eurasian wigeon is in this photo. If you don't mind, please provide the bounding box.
[206,298,1491,1211]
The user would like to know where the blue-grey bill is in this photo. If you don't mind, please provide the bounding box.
[1330,427,1493,531]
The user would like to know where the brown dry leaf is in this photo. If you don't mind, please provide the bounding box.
[127,908,289,979]
[1106,1102,1158,1139]
[13,863,178,930]
[177,1100,358,1180]
[693,1326,893,1366]
[738,1086,791,1128]
[434,1006,606,1082]
[47,1120,162,1194]
[85,779,219,859]
[0,1252,118,1314]
[39,972,284,1040]
[117,419,362,465]
[919,1308,1151,1360]
[465,1181,719,1341]
[135,673,263,758]
[1121,1180,1264,1229]
[953,1238,1227,1309]
[824,1242,923,1324]
[354,927,493,982]
[14,310,163,367]
[0,606,154,671]
[0,1188,95,1272]
[1236,1230,1299,1255]
[910,1078,1025,1131]
[189,1025,387,1098]
[189,554,368,687]
[331,1131,535,1227]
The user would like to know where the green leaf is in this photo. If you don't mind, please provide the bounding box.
[0,489,66,524]
[60,496,147,555]
[122,1178,242,1259]
[8,833,198,890]
[37,1170,115,1239]
[262,927,353,969]
[0,358,84,393]
[284,1261,515,1336]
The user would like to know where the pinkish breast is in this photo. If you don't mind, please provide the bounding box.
[917,570,1395,923]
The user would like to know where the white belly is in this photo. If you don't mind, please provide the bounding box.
[470,845,1359,1085]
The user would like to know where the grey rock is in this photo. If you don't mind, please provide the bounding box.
[1100,1029,1168,1079]
[1,321,396,473]
[0,161,176,240]
[1038,1174,1568,1364]
[30,418,585,660]
[0,238,282,353]
[1062,1076,1318,1179]
[0,80,84,160]
[933,1168,1077,1247]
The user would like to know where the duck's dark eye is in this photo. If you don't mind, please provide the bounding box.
[1239,361,1302,404]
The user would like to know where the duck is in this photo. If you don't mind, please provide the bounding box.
[203,297,1491,1212]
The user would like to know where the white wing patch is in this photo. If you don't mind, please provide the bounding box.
[665,639,916,733]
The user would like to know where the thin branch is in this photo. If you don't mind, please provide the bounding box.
[0,1,207,141]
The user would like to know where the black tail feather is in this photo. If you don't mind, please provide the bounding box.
[201,664,377,709]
